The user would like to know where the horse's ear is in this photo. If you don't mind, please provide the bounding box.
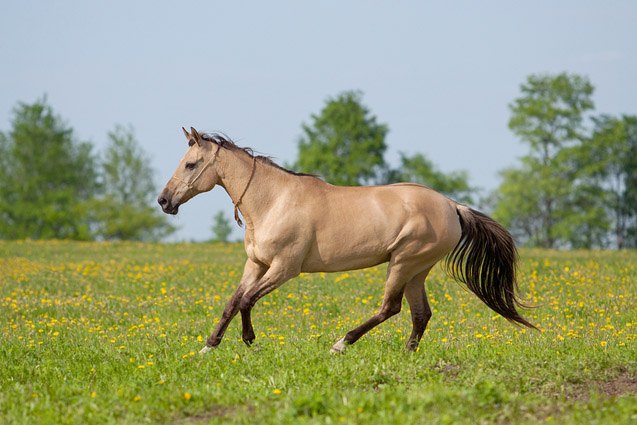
[190,127,202,146]
[182,127,190,140]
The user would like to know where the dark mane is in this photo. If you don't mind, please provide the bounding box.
[201,132,318,178]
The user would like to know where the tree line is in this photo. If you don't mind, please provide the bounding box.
[0,99,174,241]
[493,73,636,249]
[4,73,636,249]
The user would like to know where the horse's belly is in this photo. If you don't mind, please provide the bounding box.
[300,240,391,273]
[301,254,389,273]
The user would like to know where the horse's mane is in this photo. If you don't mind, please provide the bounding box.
[201,132,318,178]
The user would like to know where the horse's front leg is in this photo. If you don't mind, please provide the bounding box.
[200,259,266,354]
[237,262,299,346]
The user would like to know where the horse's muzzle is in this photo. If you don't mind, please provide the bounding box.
[157,196,179,215]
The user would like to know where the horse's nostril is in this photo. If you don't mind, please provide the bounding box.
[158,197,168,206]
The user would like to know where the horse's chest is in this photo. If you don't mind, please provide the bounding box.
[243,232,279,266]
[243,231,258,263]
[244,228,307,267]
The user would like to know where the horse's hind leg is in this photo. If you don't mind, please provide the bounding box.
[404,268,433,352]
[331,260,414,354]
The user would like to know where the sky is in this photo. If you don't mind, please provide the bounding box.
[2,1,636,241]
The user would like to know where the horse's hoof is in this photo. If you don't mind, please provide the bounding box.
[330,338,348,354]
[405,340,419,352]
[243,338,256,347]
[199,345,214,355]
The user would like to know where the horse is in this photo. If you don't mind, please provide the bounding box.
[158,127,535,355]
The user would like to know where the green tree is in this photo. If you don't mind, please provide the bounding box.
[491,166,544,246]
[494,73,595,248]
[90,125,175,241]
[211,211,233,243]
[579,115,637,248]
[0,98,97,239]
[387,152,475,204]
[294,90,388,185]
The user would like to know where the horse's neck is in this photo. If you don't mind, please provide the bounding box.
[217,149,281,228]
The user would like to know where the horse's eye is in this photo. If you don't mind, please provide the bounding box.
[185,162,197,171]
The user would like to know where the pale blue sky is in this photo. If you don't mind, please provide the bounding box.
[2,1,636,241]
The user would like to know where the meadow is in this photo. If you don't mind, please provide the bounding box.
[0,240,635,424]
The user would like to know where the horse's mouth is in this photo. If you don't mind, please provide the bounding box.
[158,195,180,215]
[164,204,179,215]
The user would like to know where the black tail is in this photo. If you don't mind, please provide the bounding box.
[445,205,536,329]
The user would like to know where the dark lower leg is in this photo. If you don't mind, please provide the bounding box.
[237,266,295,346]
[206,291,242,347]
[240,308,255,345]
[206,260,267,348]
[405,307,431,351]
[404,270,432,351]
[343,295,403,345]
[334,260,412,351]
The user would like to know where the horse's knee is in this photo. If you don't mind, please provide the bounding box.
[220,306,237,323]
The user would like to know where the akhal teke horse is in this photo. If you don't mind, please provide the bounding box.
[158,127,535,355]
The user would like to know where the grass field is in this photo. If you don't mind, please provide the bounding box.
[1,240,635,424]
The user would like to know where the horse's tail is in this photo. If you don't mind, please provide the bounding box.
[445,205,536,329]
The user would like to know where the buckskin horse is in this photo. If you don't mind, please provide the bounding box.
[158,127,534,354]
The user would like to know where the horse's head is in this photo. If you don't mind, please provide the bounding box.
[158,127,221,215]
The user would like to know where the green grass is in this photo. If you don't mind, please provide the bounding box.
[1,241,635,424]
